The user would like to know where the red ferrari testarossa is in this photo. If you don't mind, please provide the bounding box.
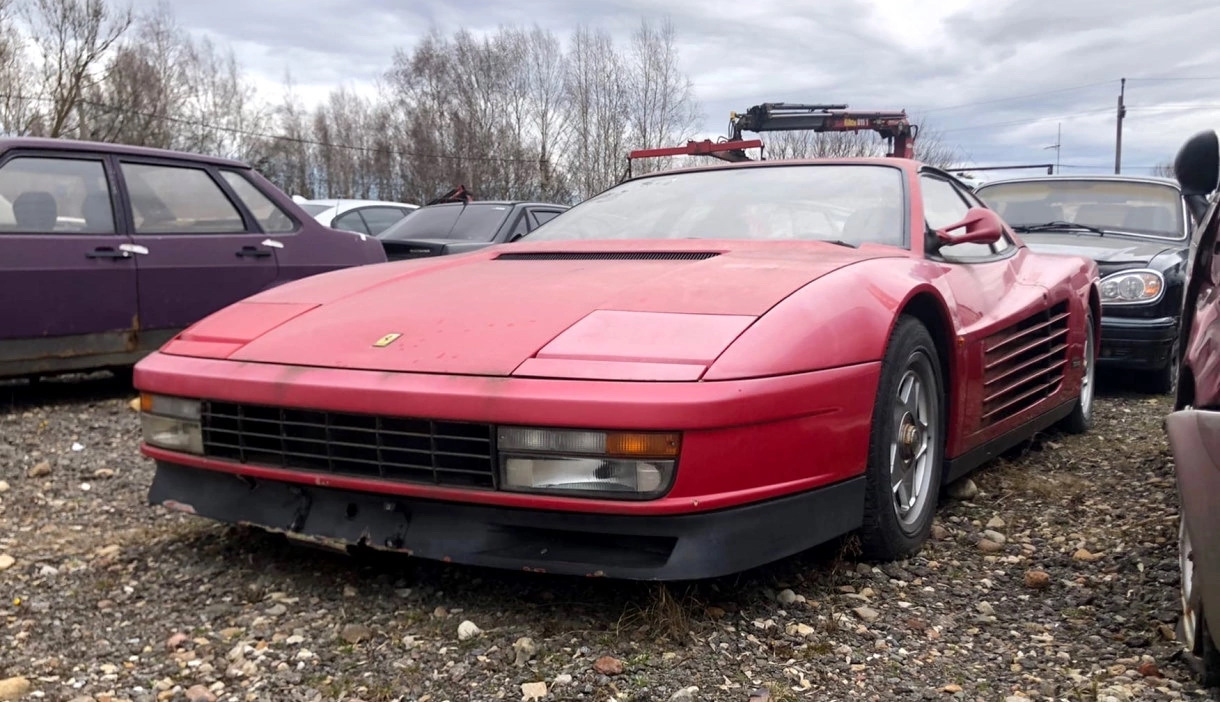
[135,158,1100,580]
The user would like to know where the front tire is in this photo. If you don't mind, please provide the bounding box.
[1179,517,1220,687]
[858,316,945,561]
[1062,310,1095,434]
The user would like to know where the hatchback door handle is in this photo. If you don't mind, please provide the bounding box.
[236,246,273,259]
[86,246,130,259]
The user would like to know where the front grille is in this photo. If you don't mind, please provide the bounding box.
[495,251,720,261]
[201,401,496,488]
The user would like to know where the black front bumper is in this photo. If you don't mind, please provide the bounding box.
[1097,315,1177,370]
[149,462,866,581]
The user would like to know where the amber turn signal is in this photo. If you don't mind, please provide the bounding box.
[605,432,680,458]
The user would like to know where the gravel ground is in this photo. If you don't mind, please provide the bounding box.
[0,373,1215,702]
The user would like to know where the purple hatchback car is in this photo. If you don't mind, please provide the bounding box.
[0,138,387,381]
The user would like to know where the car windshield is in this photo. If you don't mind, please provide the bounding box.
[298,203,331,216]
[522,164,906,246]
[378,203,513,242]
[977,180,1185,240]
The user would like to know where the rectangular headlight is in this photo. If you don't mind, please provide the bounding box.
[497,427,679,499]
[140,393,203,454]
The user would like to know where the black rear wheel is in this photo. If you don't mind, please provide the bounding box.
[858,316,945,560]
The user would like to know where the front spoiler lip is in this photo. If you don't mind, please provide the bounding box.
[148,461,866,581]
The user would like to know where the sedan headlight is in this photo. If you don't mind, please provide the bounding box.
[140,393,203,454]
[1099,269,1164,305]
[497,426,680,499]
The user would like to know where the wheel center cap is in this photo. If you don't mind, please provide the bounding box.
[898,413,920,461]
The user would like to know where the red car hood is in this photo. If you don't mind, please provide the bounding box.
[167,241,904,378]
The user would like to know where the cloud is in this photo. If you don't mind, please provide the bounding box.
[137,0,1220,173]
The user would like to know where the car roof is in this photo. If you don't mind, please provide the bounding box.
[0,137,249,168]
[301,199,420,211]
[977,173,1181,189]
[424,201,570,209]
[622,156,923,181]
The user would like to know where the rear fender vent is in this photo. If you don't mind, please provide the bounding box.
[980,301,1071,427]
[495,251,720,261]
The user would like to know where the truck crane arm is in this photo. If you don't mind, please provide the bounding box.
[623,101,918,179]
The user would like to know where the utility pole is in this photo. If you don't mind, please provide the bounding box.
[1043,122,1061,174]
[1115,77,1126,174]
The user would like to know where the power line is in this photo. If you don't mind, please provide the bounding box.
[917,80,1117,114]
[938,107,1116,134]
[0,92,546,165]
[1126,76,1220,83]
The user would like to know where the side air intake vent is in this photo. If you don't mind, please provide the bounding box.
[496,251,720,261]
[980,301,1071,427]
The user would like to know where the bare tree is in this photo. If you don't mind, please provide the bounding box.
[22,0,133,137]
[564,25,629,199]
[525,26,570,200]
[81,2,193,146]
[1152,161,1175,178]
[624,17,699,175]
[256,73,315,198]
[0,0,40,136]
[175,36,268,160]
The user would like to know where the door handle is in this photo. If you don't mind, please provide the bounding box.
[86,246,131,259]
[236,246,273,259]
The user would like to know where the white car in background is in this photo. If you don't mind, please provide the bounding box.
[292,196,420,236]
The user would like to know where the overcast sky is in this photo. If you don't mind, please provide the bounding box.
[137,0,1220,177]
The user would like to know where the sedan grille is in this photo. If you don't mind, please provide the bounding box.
[201,401,496,488]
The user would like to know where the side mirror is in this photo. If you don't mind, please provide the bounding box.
[1174,130,1219,197]
[935,207,1004,246]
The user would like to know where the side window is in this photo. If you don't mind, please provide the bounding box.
[0,156,115,234]
[531,210,561,227]
[219,171,296,233]
[921,176,970,229]
[357,207,407,236]
[921,175,996,259]
[332,211,371,235]
[120,163,245,234]
[509,212,531,240]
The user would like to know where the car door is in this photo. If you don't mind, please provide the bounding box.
[920,173,1057,443]
[116,158,279,343]
[0,151,140,375]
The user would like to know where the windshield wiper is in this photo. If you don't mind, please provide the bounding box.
[822,239,858,248]
[1012,220,1108,235]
